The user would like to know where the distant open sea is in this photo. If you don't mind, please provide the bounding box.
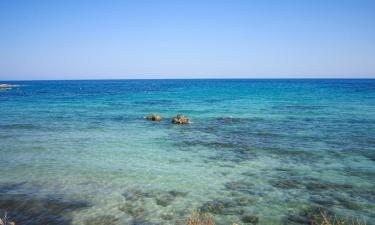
[0,79,374,225]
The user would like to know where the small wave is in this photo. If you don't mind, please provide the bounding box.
[0,124,39,130]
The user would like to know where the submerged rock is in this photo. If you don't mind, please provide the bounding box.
[305,180,353,192]
[225,180,254,192]
[234,196,257,206]
[160,212,174,220]
[171,114,190,124]
[155,193,175,207]
[123,189,150,201]
[270,179,301,189]
[221,207,245,215]
[0,193,89,225]
[333,194,363,210]
[119,202,146,218]
[122,188,187,209]
[242,214,259,224]
[131,219,161,225]
[309,195,336,207]
[85,215,120,225]
[200,200,236,214]
[200,201,226,214]
[283,206,326,225]
[168,190,188,197]
[145,114,162,122]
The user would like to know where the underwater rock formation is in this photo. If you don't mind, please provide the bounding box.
[241,214,259,224]
[0,193,89,225]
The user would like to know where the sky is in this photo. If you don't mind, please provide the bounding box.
[0,0,374,80]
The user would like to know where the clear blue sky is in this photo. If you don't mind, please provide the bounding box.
[0,0,374,80]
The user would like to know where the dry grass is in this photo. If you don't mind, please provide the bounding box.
[186,211,240,225]
[187,211,216,225]
[0,212,15,225]
[311,211,367,225]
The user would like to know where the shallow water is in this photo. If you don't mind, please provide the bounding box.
[0,79,374,225]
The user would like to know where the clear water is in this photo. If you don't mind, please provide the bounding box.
[0,79,374,225]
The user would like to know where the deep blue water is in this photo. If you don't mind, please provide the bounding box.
[0,79,374,225]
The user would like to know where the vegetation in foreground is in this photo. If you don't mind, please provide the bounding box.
[311,211,367,225]
[187,211,216,225]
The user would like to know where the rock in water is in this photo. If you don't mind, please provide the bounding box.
[0,84,16,87]
[171,114,189,124]
[145,114,162,122]
[0,84,17,91]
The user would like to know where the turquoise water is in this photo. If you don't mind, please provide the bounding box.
[0,79,374,225]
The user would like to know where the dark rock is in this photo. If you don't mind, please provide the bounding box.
[0,193,89,225]
[200,201,225,214]
[168,190,188,197]
[200,200,236,214]
[241,215,259,224]
[171,114,190,124]
[145,114,162,122]
[155,194,175,207]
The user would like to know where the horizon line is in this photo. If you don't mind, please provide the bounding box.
[1,76,375,82]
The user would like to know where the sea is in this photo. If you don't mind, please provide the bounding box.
[0,79,374,225]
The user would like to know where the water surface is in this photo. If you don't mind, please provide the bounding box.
[0,79,374,225]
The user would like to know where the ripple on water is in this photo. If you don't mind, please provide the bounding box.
[0,124,40,130]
